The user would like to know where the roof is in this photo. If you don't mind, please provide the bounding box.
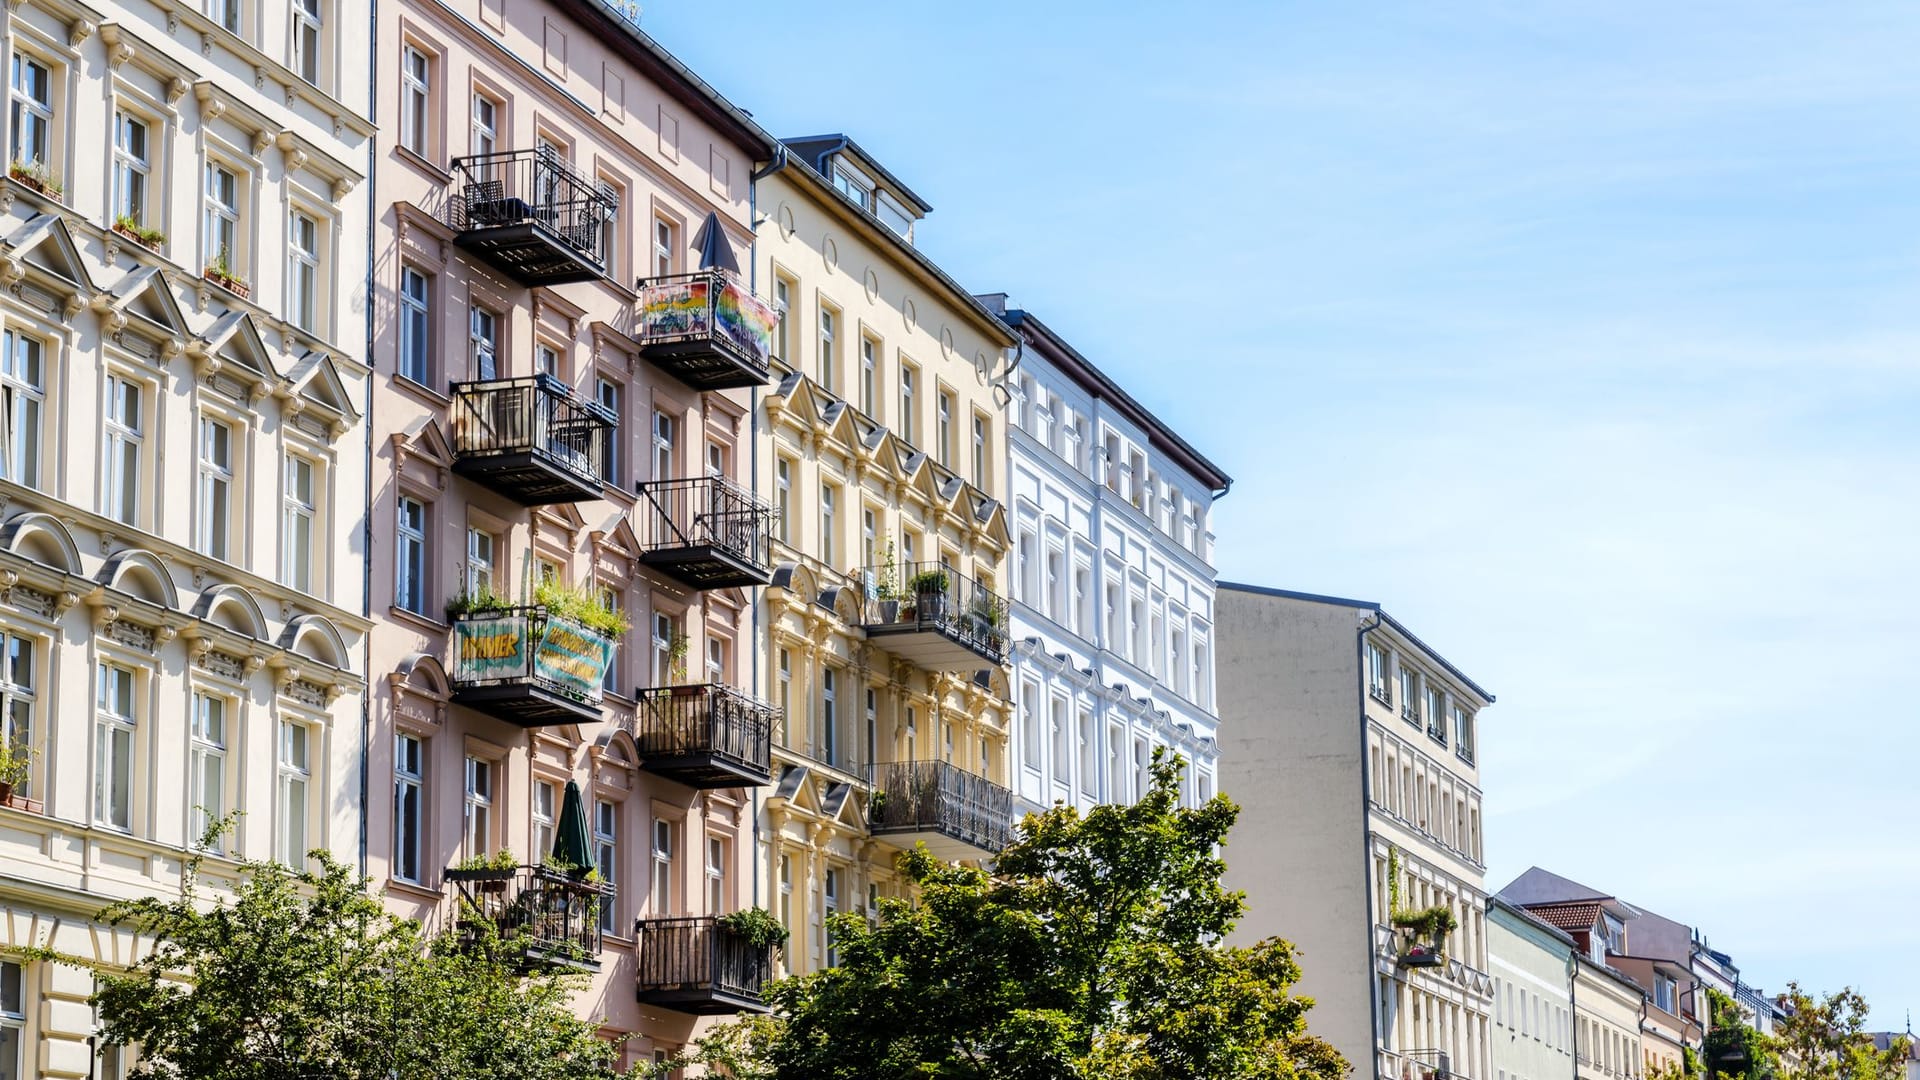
[1217,582,1496,703]
[1490,895,1580,950]
[1501,867,1616,906]
[993,305,1232,495]
[552,0,774,159]
[781,134,934,213]
[1522,900,1606,934]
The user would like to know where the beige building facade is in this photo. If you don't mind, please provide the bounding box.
[752,136,1018,975]
[0,0,373,1073]
[1218,583,1495,1080]
[1489,898,1577,1080]
[1577,957,1647,1080]
[363,0,785,1064]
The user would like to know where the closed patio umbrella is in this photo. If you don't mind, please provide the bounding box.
[692,211,740,275]
[552,779,593,875]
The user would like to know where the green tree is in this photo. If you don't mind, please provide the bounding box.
[45,841,626,1079]
[1769,984,1908,1080]
[684,750,1346,1080]
[1703,987,1774,1080]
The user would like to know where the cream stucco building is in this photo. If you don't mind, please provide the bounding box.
[1490,898,1577,1080]
[0,0,373,1074]
[1218,583,1495,1080]
[751,135,1018,976]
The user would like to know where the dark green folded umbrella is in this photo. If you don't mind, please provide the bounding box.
[553,779,593,875]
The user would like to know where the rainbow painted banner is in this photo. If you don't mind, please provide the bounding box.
[533,617,615,702]
[637,273,776,367]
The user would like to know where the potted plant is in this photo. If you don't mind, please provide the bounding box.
[908,569,949,623]
[8,160,61,199]
[872,540,901,622]
[446,584,514,621]
[867,789,888,822]
[532,579,631,639]
[111,214,165,250]
[667,629,694,692]
[447,848,521,892]
[0,741,34,804]
[202,246,250,299]
[1391,904,1456,968]
[716,906,790,952]
[968,593,1006,639]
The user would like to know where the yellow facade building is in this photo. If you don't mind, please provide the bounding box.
[752,135,1018,974]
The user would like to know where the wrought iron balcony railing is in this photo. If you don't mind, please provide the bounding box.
[450,375,616,505]
[634,915,774,1014]
[634,269,775,390]
[631,682,775,789]
[448,606,616,727]
[450,148,617,285]
[860,561,1008,670]
[635,475,773,589]
[444,863,613,970]
[868,759,1013,859]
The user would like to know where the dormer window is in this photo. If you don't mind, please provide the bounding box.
[831,157,914,240]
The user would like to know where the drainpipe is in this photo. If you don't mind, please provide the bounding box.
[1570,951,1580,1080]
[1357,609,1385,1076]
[358,0,380,884]
[745,143,785,906]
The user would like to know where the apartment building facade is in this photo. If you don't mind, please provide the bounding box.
[991,300,1230,815]
[1488,898,1577,1080]
[753,135,1017,975]
[1218,584,1495,1080]
[0,0,373,1073]
[364,0,784,1064]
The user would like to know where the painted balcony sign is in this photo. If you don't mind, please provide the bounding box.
[456,614,529,681]
[637,273,776,366]
[713,277,776,365]
[533,618,614,700]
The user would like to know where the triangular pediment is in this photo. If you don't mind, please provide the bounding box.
[401,416,454,468]
[1,212,95,299]
[199,310,282,385]
[973,497,1011,548]
[287,350,359,423]
[101,265,187,339]
[598,515,641,558]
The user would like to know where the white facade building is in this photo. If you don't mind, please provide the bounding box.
[986,299,1230,816]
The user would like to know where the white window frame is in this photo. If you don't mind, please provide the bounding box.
[820,667,837,766]
[531,778,556,859]
[463,526,494,597]
[0,329,46,489]
[651,410,674,481]
[462,754,492,861]
[470,90,496,158]
[399,266,430,384]
[287,209,320,333]
[398,46,430,157]
[207,0,243,33]
[650,816,673,914]
[293,0,325,86]
[9,53,54,171]
[704,835,725,913]
[203,161,242,281]
[189,691,228,846]
[0,959,24,1080]
[0,634,36,800]
[594,798,618,932]
[283,454,318,593]
[860,336,876,414]
[817,307,836,390]
[395,495,427,614]
[393,732,424,883]
[197,416,235,561]
[276,718,312,866]
[652,217,674,279]
[112,109,152,228]
[94,663,137,831]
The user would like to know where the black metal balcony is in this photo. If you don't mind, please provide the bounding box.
[449,607,616,727]
[860,561,1008,670]
[444,864,614,971]
[632,683,775,789]
[450,375,615,505]
[635,476,773,589]
[868,760,1013,860]
[634,915,773,1015]
[450,148,617,285]
[634,269,775,390]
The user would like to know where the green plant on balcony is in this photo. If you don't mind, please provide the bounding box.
[533,579,631,638]
[446,584,515,620]
[448,849,521,893]
[8,159,62,197]
[667,629,690,682]
[716,906,789,950]
[202,246,250,296]
[0,740,35,800]
[451,849,520,873]
[111,214,165,248]
[868,790,888,821]
[968,593,1007,633]
[907,569,950,596]
[873,539,899,600]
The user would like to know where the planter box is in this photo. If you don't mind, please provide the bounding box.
[112,222,163,251]
[7,171,60,200]
[203,269,251,299]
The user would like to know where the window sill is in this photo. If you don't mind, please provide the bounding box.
[388,605,449,635]
[392,372,452,408]
[394,145,453,186]
[387,878,442,904]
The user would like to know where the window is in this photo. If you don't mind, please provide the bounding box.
[971,414,988,487]
[860,336,877,414]
[463,755,492,861]
[293,0,324,85]
[0,330,45,488]
[864,688,877,768]
[189,693,227,845]
[1019,682,1040,765]
[1655,973,1676,1013]
[820,667,837,766]
[397,267,432,383]
[1398,667,1418,724]
[0,959,21,1079]
[204,163,241,279]
[596,378,621,481]
[531,779,555,858]
[1455,704,1475,761]
[535,342,558,378]
[197,418,234,560]
[777,854,793,935]
[464,526,494,597]
[819,484,837,567]
[1426,685,1447,744]
[651,611,675,686]
[651,410,675,481]
[594,799,618,932]
[398,46,430,156]
[104,376,143,522]
[774,457,792,543]
[277,720,311,865]
[1077,710,1095,795]
[9,54,53,171]
[288,211,319,332]
[704,836,725,912]
[208,0,242,32]
[936,391,953,466]
[772,277,792,361]
[395,496,427,614]
[818,307,836,391]
[776,648,792,744]
[0,636,34,799]
[282,455,317,592]
[470,91,497,158]
[705,636,726,685]
[898,364,916,443]
[393,733,423,883]
[652,217,675,279]
[113,110,150,227]
[95,663,136,831]
[861,507,878,570]
[651,817,674,913]
[1049,698,1067,782]
[1366,642,1388,700]
[470,306,497,379]
[822,867,840,966]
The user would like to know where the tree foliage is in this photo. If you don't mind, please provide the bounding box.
[51,842,626,1080]
[675,750,1347,1080]
[1703,988,1775,1080]
[1769,984,1908,1080]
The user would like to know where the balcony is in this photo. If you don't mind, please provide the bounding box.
[634,915,773,1015]
[449,606,616,727]
[450,375,615,506]
[444,864,613,971]
[634,269,775,390]
[860,562,1008,670]
[632,683,776,790]
[450,148,617,286]
[868,760,1013,860]
[635,476,773,589]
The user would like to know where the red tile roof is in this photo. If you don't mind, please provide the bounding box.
[1523,900,1604,932]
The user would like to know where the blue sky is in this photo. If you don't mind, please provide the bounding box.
[643,1,1920,1025]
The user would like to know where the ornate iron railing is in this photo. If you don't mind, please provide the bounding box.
[869,759,1014,853]
[450,148,617,269]
[635,915,773,1003]
[444,864,613,966]
[449,375,615,488]
[861,560,1009,666]
[632,683,775,776]
[635,475,772,569]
